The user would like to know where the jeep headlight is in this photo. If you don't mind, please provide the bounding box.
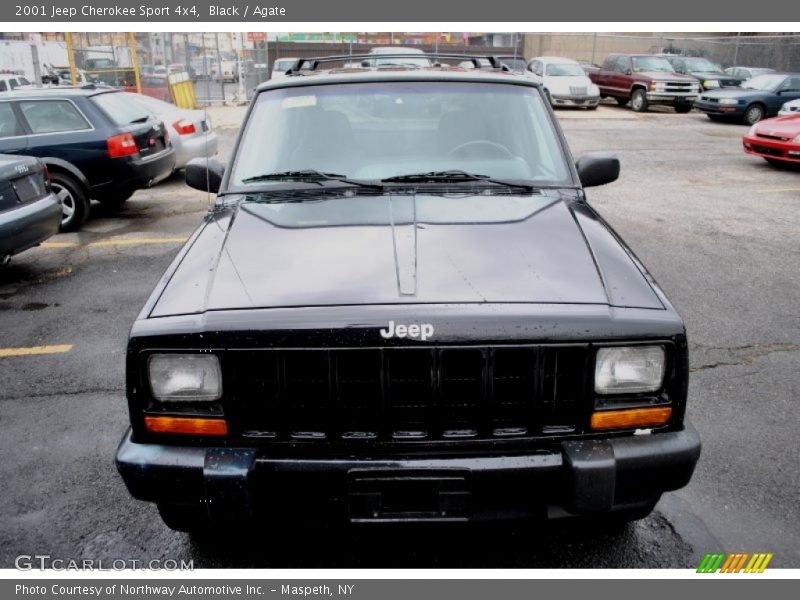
[717,98,739,105]
[148,354,222,401]
[589,83,600,96]
[703,79,720,89]
[594,346,665,395]
[794,134,800,143]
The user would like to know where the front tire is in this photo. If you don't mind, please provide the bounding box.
[50,172,90,232]
[630,89,649,112]
[743,103,765,125]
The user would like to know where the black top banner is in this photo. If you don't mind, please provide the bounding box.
[4,0,800,22]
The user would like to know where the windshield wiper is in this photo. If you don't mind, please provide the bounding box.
[241,170,382,190]
[381,170,536,190]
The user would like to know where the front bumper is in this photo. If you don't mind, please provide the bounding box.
[0,194,61,256]
[645,92,697,105]
[743,135,800,163]
[694,100,744,117]
[116,423,701,523]
[550,94,600,108]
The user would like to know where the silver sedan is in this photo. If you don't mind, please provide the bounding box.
[123,93,219,170]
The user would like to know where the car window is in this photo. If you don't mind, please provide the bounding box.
[0,102,24,137]
[231,82,571,186]
[19,100,91,134]
[0,81,7,92]
[631,56,674,73]
[781,77,800,91]
[614,56,629,74]
[742,74,787,91]
[18,77,30,86]
[545,63,585,76]
[9,78,21,89]
[91,91,152,125]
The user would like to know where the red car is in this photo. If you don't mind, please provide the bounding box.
[743,115,800,166]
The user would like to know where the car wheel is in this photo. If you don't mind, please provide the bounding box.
[674,104,692,114]
[615,97,628,106]
[50,173,90,232]
[631,89,649,112]
[743,103,765,125]
[157,503,209,533]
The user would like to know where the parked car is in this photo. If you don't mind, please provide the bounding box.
[270,58,300,81]
[694,73,800,125]
[123,92,218,169]
[0,74,34,92]
[588,54,699,112]
[663,56,743,90]
[528,56,600,108]
[41,65,93,87]
[0,154,61,265]
[724,66,775,81]
[0,87,175,231]
[778,98,800,116]
[123,76,171,102]
[365,47,432,68]
[116,53,700,533]
[742,115,800,166]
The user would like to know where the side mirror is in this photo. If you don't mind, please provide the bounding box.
[185,157,225,193]
[576,152,620,188]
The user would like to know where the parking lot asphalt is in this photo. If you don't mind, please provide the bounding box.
[0,103,798,569]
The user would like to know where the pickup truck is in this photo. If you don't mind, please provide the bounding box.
[586,54,700,112]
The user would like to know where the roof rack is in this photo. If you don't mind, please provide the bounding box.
[286,53,510,75]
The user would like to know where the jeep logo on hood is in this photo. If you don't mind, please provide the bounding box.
[379,320,434,341]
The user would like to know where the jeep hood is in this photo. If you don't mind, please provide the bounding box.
[149,192,663,317]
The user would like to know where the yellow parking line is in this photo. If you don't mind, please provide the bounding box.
[41,237,187,249]
[0,344,73,358]
[757,187,800,193]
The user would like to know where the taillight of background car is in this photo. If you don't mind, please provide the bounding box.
[172,118,196,135]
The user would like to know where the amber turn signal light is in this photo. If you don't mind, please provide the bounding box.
[589,406,672,431]
[144,415,228,436]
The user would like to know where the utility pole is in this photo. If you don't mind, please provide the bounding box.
[30,44,42,87]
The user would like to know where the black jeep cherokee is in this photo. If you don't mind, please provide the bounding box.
[116,55,700,532]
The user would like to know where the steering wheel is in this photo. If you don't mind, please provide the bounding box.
[448,140,514,159]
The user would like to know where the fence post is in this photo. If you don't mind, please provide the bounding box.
[30,44,42,88]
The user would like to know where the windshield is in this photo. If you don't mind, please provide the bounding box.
[546,63,585,76]
[229,82,571,188]
[742,74,786,91]
[124,92,174,114]
[631,57,675,73]
[683,58,723,73]
[274,59,295,71]
[374,56,431,67]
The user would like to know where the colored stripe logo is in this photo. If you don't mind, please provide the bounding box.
[697,552,773,573]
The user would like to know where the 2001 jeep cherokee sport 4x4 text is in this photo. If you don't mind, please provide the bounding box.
[116,54,701,532]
